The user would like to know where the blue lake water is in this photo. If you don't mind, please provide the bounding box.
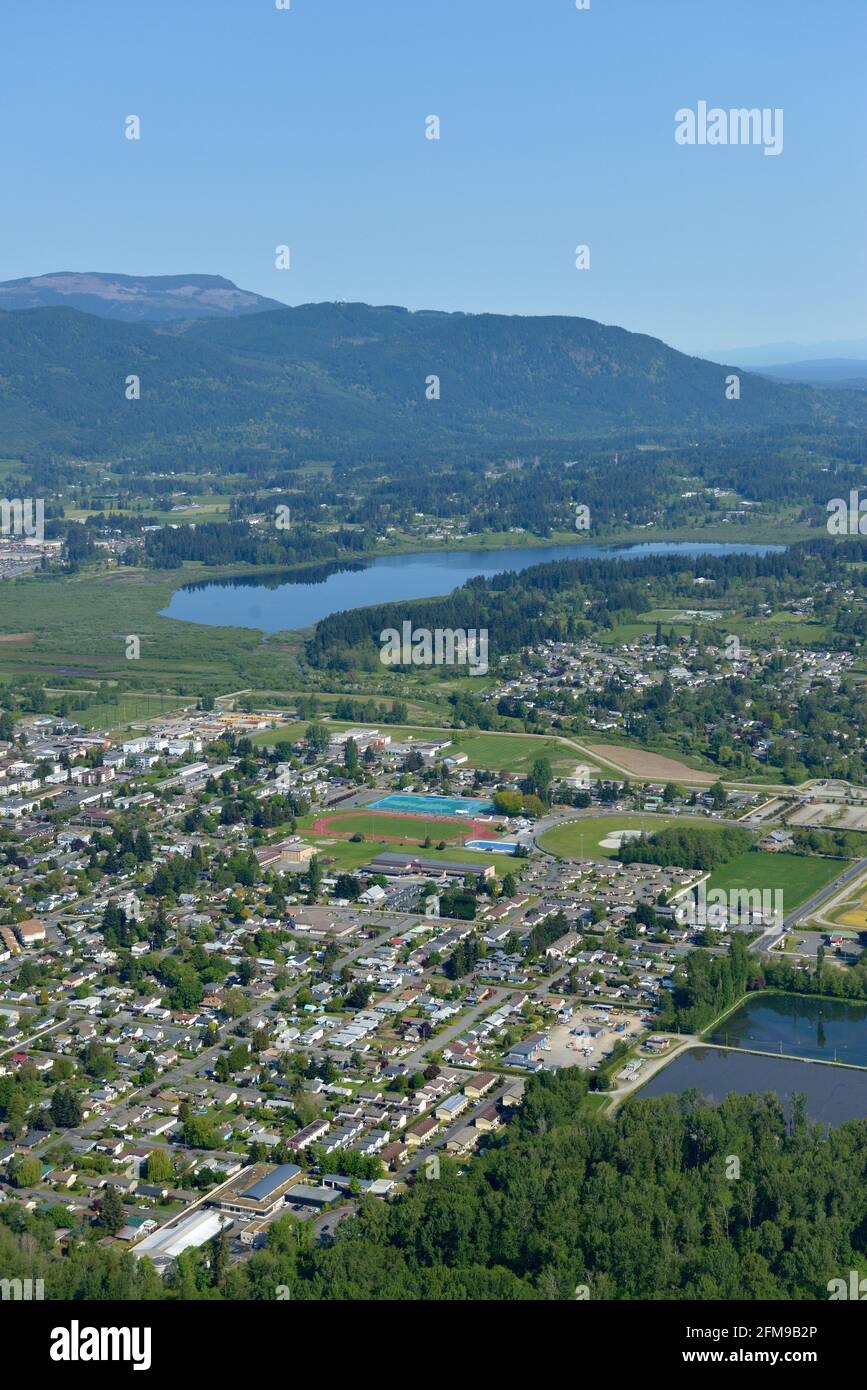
[637,1045,867,1126]
[707,993,867,1066]
[161,540,783,633]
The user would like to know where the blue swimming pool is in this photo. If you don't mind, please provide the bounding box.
[368,793,495,817]
[464,839,519,853]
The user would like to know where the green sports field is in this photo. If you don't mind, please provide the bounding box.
[539,813,705,860]
[705,852,846,913]
[299,835,513,875]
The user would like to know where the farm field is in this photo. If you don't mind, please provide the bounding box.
[706,851,846,911]
[585,743,719,784]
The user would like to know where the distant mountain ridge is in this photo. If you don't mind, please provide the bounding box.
[0,296,865,459]
[0,271,284,323]
[704,336,867,367]
[757,359,867,391]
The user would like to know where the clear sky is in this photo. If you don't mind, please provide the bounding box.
[3,0,865,353]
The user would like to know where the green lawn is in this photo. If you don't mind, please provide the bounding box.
[451,733,595,776]
[253,724,594,778]
[55,691,190,729]
[706,851,846,912]
[539,813,709,860]
[302,835,516,874]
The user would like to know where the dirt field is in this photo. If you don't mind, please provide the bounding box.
[586,744,717,785]
[831,806,867,831]
[788,803,839,826]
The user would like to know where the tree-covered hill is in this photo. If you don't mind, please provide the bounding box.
[1,299,865,458]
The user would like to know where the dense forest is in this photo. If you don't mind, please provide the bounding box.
[144,523,371,569]
[307,535,865,662]
[618,824,753,870]
[658,936,753,1033]
[3,1067,867,1300]
[1,300,865,459]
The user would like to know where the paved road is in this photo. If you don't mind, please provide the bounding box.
[31,908,409,1162]
[401,989,512,1069]
[749,856,867,953]
[0,1017,67,1060]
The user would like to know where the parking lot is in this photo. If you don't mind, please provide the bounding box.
[544,1007,646,1070]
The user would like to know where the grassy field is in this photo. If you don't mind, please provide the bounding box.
[46,691,191,730]
[303,810,483,842]
[706,851,847,911]
[253,723,598,778]
[0,563,309,710]
[584,741,720,783]
[539,813,709,860]
[830,892,867,929]
[452,732,593,776]
[300,834,516,874]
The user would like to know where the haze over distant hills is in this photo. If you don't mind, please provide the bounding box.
[0,271,284,324]
[757,359,867,391]
[0,291,865,459]
[703,336,867,368]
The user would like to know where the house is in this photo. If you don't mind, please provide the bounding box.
[463,1071,497,1100]
[380,1140,409,1170]
[286,1120,330,1152]
[15,918,47,947]
[406,1116,440,1147]
[436,1093,468,1122]
[545,931,581,961]
[474,1103,501,1133]
[446,1125,479,1154]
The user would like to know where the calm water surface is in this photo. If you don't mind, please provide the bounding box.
[708,993,867,1066]
[162,540,783,632]
[638,1045,867,1125]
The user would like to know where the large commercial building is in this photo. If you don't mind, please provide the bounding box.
[214,1163,303,1219]
[364,852,495,881]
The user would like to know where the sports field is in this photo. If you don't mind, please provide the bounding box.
[368,793,494,816]
[706,852,847,913]
[308,810,475,842]
[539,813,703,860]
[298,834,512,875]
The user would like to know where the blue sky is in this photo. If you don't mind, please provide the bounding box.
[3,0,865,353]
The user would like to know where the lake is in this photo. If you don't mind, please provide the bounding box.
[162,540,783,633]
[636,1045,867,1125]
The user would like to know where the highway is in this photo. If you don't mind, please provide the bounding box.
[749,856,867,953]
